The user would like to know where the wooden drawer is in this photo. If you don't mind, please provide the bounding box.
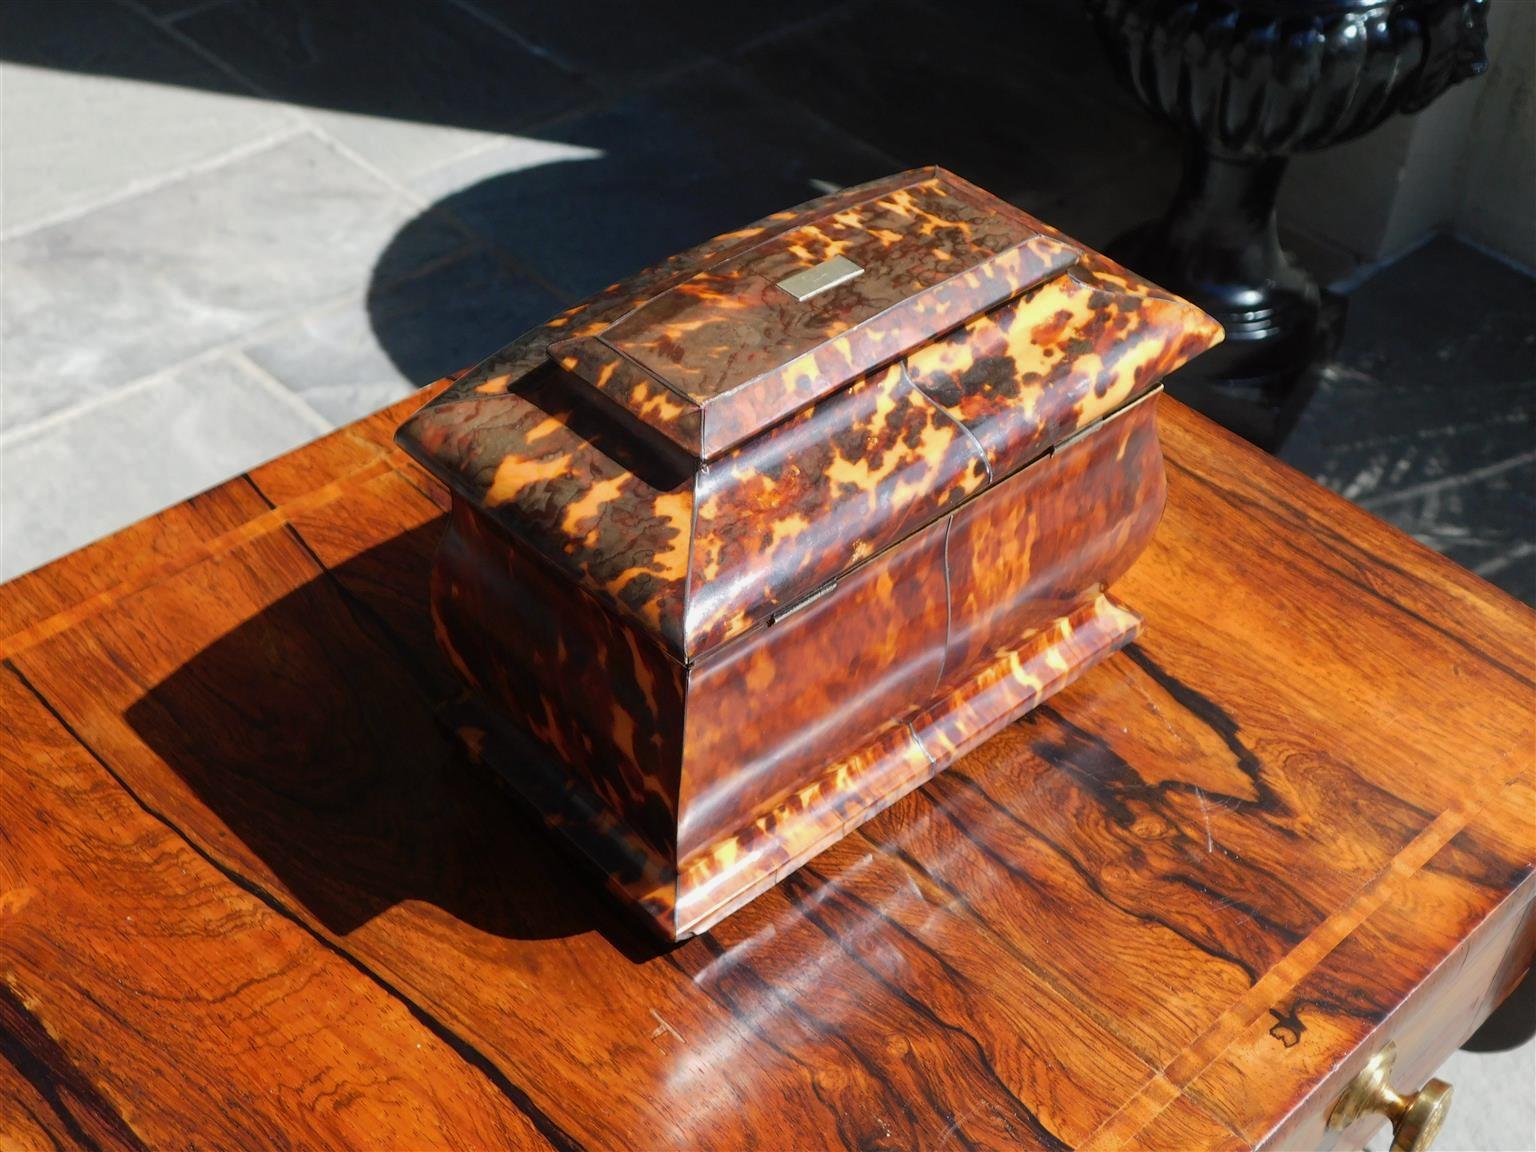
[1177,780,1536,1150]
[1326,885,1535,1150]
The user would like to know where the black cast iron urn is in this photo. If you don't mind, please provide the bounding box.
[1086,0,1490,441]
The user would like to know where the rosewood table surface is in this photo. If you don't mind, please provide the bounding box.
[1,385,1531,1151]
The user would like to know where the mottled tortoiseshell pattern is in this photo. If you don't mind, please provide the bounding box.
[685,360,985,654]
[940,391,1165,690]
[404,365,696,650]
[432,499,686,857]
[906,254,1222,477]
[398,168,1220,663]
[549,174,1076,460]
[678,401,1164,870]
[455,583,1144,941]
[680,514,952,861]
[431,398,1170,939]
[397,167,1223,939]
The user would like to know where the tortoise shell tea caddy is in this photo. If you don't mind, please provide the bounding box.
[397,167,1223,940]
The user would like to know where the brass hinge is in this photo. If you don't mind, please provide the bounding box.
[768,580,839,624]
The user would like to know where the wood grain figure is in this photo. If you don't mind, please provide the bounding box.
[0,200,1531,1152]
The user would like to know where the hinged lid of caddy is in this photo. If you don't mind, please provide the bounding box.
[397,167,1222,665]
[545,170,1077,461]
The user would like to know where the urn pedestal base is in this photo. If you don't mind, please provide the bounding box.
[1106,155,1345,450]
[448,593,1142,941]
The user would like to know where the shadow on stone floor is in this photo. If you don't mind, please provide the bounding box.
[4,0,1178,290]
[4,0,1182,403]
[8,0,1529,599]
[1280,236,1536,606]
[1,0,1148,168]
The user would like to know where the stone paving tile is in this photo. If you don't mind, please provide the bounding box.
[244,245,561,426]
[408,64,899,299]
[171,0,596,180]
[1282,236,1536,606]
[936,0,1126,84]
[737,0,1176,207]
[0,352,325,581]
[1030,142,1181,252]
[1291,369,1535,605]
[128,0,238,17]
[458,0,838,87]
[2,132,462,432]
[285,111,513,184]
[1331,235,1536,393]
[0,0,293,235]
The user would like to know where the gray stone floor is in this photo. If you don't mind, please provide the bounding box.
[1282,236,1536,608]
[2,0,1185,581]
[1,1,1531,1146]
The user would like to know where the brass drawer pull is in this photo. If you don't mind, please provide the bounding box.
[1328,1042,1454,1151]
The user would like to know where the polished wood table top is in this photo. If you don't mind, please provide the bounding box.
[2,389,1531,1151]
